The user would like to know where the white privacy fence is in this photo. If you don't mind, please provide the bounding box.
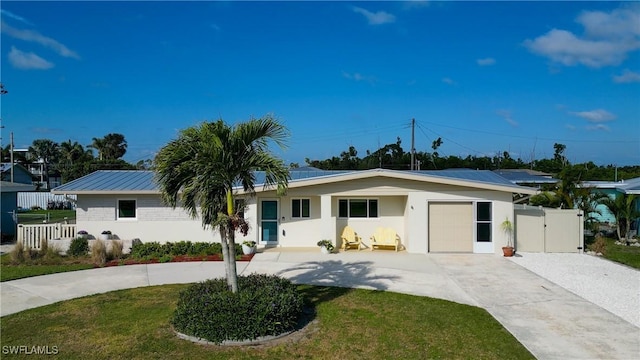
[17,224,77,250]
[17,192,77,210]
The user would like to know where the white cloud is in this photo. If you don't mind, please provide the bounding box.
[477,57,496,66]
[342,71,377,84]
[523,6,640,68]
[352,6,396,25]
[577,6,640,40]
[496,109,518,127]
[1,21,80,59]
[565,124,577,131]
[570,109,616,122]
[442,77,456,85]
[586,124,611,132]
[8,46,54,70]
[1,10,34,26]
[613,69,640,83]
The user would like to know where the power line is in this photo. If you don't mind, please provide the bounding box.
[420,120,639,144]
[416,121,484,155]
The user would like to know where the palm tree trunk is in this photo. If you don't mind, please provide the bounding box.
[219,227,230,281]
[226,222,239,293]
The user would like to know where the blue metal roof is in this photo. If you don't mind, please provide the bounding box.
[53,168,533,193]
[492,170,558,184]
[53,170,157,192]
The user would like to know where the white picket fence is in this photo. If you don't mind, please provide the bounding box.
[17,192,77,210]
[17,224,77,250]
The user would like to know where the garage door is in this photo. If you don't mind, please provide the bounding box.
[429,202,473,252]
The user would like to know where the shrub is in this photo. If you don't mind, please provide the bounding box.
[10,241,25,264]
[68,237,89,257]
[159,254,173,263]
[110,240,124,260]
[131,241,164,259]
[170,241,191,256]
[91,240,107,266]
[131,241,225,259]
[589,236,607,255]
[172,274,304,344]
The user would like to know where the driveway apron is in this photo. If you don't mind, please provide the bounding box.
[429,254,639,360]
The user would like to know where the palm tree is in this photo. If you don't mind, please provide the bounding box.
[28,139,59,189]
[599,193,640,240]
[102,133,128,160]
[89,137,106,160]
[154,116,290,292]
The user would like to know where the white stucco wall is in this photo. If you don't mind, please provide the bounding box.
[76,194,258,244]
[75,176,517,255]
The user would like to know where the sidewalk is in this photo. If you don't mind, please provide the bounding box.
[1,251,638,359]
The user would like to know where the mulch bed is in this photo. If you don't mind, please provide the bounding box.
[100,253,254,268]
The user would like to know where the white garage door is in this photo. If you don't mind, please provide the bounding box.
[429,202,473,252]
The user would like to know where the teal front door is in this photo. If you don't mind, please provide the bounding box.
[261,200,278,243]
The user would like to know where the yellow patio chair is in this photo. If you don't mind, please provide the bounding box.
[340,226,362,251]
[370,227,400,251]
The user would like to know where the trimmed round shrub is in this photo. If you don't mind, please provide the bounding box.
[172,274,304,344]
[68,237,89,257]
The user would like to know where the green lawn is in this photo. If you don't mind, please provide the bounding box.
[17,210,76,225]
[602,238,640,269]
[0,254,94,282]
[0,284,534,360]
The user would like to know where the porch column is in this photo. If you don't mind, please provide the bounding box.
[320,195,335,242]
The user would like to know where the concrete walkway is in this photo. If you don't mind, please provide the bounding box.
[1,251,638,359]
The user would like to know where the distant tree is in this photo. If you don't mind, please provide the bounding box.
[136,159,153,170]
[90,133,127,160]
[28,139,59,189]
[154,116,290,293]
[57,140,95,182]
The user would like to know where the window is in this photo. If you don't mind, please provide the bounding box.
[476,202,492,242]
[292,199,310,218]
[118,200,136,219]
[338,199,378,218]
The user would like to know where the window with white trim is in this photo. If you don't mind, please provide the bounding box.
[118,199,137,220]
[338,199,378,218]
[292,199,310,218]
[476,202,492,242]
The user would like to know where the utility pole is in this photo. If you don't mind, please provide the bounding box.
[410,118,415,171]
[10,132,14,182]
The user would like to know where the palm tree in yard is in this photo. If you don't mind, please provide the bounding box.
[599,193,640,240]
[154,116,290,293]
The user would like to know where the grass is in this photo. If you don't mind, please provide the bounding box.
[600,237,640,269]
[17,210,76,225]
[0,284,534,360]
[0,253,94,282]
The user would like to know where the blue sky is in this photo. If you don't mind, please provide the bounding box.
[1,1,639,166]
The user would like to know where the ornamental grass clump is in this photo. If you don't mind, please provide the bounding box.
[172,274,304,344]
[91,240,107,266]
[10,241,25,264]
[109,240,124,260]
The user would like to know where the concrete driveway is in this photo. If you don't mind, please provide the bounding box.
[1,251,638,359]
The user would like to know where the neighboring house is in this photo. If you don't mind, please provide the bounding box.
[0,163,35,185]
[493,169,558,188]
[581,177,640,224]
[1,181,36,238]
[52,169,538,255]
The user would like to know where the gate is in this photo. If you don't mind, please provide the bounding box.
[515,205,584,253]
